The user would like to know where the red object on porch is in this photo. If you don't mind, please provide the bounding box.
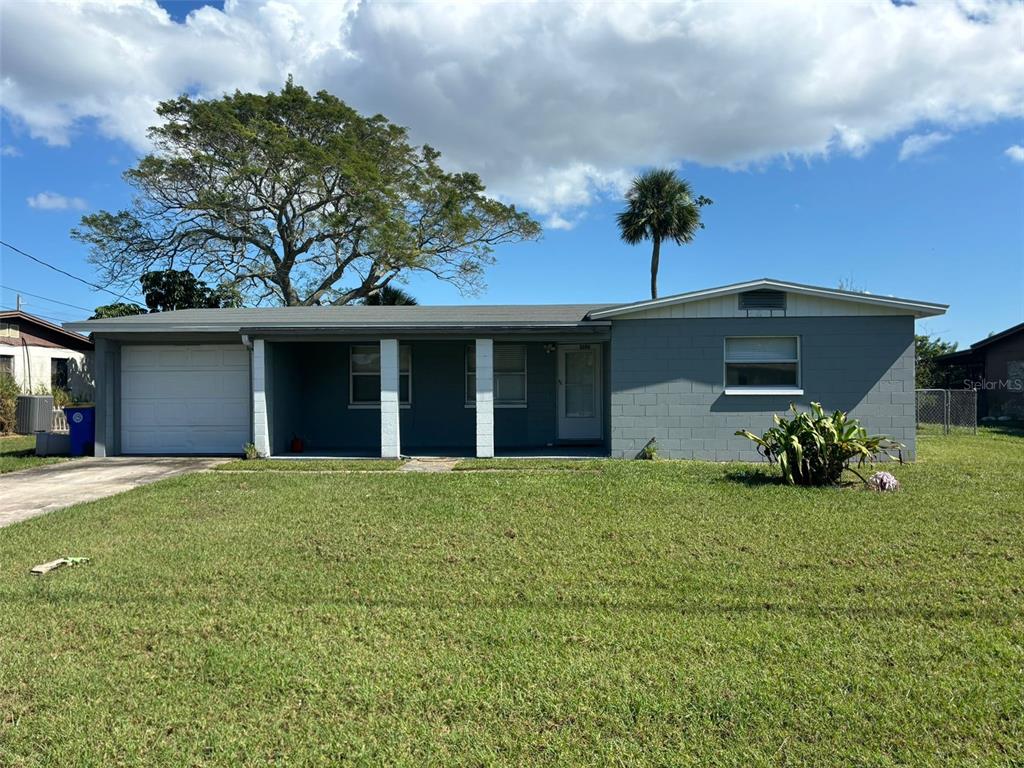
[290,436,304,453]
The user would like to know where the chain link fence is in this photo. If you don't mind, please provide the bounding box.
[916,389,977,434]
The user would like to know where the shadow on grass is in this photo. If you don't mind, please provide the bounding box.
[1,588,1015,623]
[723,468,785,487]
[2,448,36,459]
[984,423,1024,438]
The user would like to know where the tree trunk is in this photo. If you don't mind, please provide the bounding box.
[650,237,661,299]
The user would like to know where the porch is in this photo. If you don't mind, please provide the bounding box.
[251,338,610,458]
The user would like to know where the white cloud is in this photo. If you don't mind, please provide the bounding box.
[26,191,88,210]
[1006,145,1024,163]
[1,0,1022,220]
[0,145,20,156]
[898,132,952,161]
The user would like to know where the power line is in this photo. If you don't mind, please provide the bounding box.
[0,284,93,312]
[0,305,78,325]
[0,240,147,309]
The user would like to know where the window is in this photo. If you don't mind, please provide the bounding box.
[51,358,70,390]
[724,337,800,393]
[349,344,411,405]
[0,355,13,378]
[0,321,19,338]
[466,343,527,406]
[738,290,786,311]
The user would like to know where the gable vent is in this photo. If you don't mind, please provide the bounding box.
[738,289,786,311]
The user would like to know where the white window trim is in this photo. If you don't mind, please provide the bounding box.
[466,343,528,407]
[348,343,412,408]
[723,336,802,395]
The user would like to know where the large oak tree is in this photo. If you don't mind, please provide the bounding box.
[74,80,540,306]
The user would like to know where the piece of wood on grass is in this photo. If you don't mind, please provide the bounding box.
[31,558,69,575]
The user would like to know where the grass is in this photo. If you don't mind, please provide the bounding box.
[0,434,68,474]
[216,458,405,472]
[1,429,1022,766]
[453,458,610,471]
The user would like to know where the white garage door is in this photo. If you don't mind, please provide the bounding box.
[121,345,250,455]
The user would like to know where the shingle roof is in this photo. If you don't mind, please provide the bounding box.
[65,303,617,334]
[0,310,93,347]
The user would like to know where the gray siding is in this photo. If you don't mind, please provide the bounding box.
[610,316,916,461]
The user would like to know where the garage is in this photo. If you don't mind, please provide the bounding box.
[120,345,250,455]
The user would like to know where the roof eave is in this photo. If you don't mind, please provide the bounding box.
[587,278,948,319]
[70,321,612,335]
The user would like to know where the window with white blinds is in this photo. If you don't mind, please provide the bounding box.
[724,336,800,389]
[466,343,527,405]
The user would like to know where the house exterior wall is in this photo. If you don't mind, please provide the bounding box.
[609,315,916,461]
[0,343,93,399]
[266,340,571,455]
[979,332,1024,420]
[620,293,910,319]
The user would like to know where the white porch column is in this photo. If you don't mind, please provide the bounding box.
[252,339,271,457]
[475,338,494,458]
[380,338,401,458]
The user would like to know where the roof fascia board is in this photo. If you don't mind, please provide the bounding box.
[0,310,92,345]
[71,321,612,335]
[587,279,948,319]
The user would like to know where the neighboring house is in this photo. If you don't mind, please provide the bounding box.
[67,278,946,461]
[0,310,94,399]
[935,322,1024,421]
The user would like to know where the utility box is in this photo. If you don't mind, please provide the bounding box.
[35,431,71,456]
[15,395,53,434]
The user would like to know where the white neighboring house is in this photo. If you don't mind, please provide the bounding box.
[0,310,94,400]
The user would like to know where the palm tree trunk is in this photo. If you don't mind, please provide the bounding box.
[650,237,661,299]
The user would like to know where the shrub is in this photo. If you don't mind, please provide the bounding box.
[244,442,259,460]
[51,387,72,409]
[0,373,18,434]
[636,438,658,460]
[735,402,901,487]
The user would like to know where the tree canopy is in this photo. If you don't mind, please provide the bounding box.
[73,79,540,306]
[140,270,241,312]
[617,169,711,299]
[359,285,418,306]
[91,302,147,320]
[916,334,962,389]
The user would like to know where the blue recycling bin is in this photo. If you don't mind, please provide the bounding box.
[64,406,96,456]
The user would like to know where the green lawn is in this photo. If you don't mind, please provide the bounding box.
[0,434,68,474]
[453,457,610,471]
[216,458,405,472]
[1,430,1022,766]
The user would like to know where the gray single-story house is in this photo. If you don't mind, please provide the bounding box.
[66,278,947,461]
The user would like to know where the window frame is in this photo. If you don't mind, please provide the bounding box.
[0,354,13,378]
[348,344,412,408]
[50,357,70,391]
[722,335,803,395]
[465,343,528,409]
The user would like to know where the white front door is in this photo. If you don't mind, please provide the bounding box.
[557,343,603,440]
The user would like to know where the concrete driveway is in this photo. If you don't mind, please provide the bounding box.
[0,457,226,529]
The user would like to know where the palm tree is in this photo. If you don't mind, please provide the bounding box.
[360,284,418,305]
[617,169,711,299]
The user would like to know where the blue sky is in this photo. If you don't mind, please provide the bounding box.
[1,0,1022,348]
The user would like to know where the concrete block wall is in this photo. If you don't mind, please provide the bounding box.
[609,315,916,461]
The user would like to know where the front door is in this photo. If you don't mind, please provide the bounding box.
[557,344,603,441]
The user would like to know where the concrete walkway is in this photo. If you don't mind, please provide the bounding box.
[0,457,226,529]
[400,458,459,473]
